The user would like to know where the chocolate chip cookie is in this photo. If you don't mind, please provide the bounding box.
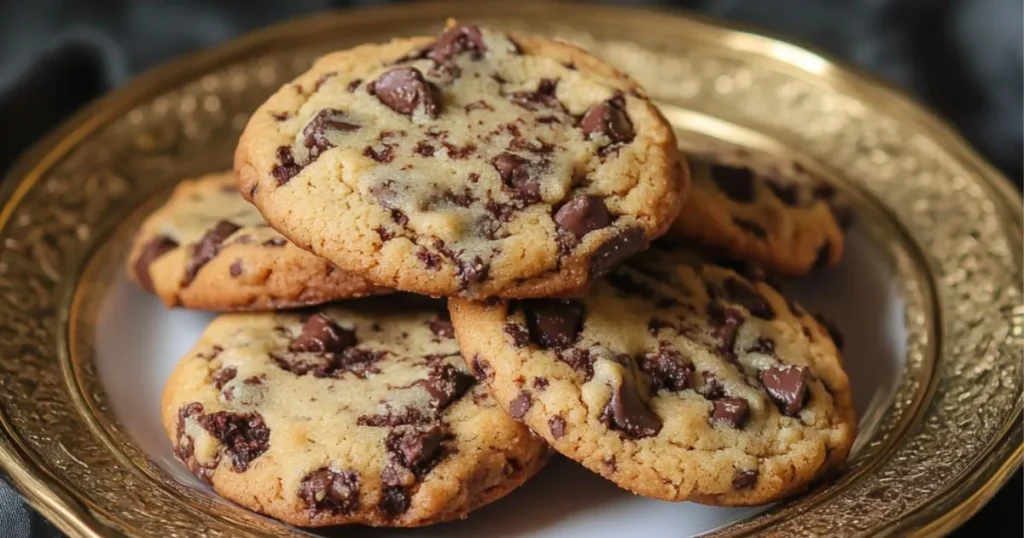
[668,152,850,275]
[449,247,855,505]
[234,22,685,299]
[128,171,388,310]
[161,298,550,526]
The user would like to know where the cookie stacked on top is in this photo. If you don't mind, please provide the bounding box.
[132,21,856,528]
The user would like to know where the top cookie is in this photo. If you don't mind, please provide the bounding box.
[668,151,849,275]
[128,171,388,310]
[235,22,685,299]
[449,246,856,505]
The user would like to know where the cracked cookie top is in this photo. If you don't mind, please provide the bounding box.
[448,246,855,505]
[160,298,549,527]
[127,171,389,311]
[235,22,684,298]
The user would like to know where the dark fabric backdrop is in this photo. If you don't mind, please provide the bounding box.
[0,1,1020,536]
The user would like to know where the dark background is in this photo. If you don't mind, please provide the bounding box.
[0,0,1020,536]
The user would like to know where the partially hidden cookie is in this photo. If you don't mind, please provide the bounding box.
[128,171,389,310]
[668,152,850,275]
[161,298,550,527]
[449,247,855,505]
[235,21,685,299]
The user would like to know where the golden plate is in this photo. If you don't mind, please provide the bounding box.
[0,1,1020,536]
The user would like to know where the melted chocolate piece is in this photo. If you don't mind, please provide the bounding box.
[599,373,662,439]
[554,196,611,239]
[760,365,810,416]
[639,346,694,392]
[580,96,634,144]
[303,108,360,160]
[424,362,476,410]
[197,411,270,472]
[590,227,647,277]
[523,299,585,350]
[184,221,240,285]
[369,67,440,117]
[289,313,357,354]
[133,235,178,292]
[711,397,750,428]
[427,25,487,63]
[298,468,360,515]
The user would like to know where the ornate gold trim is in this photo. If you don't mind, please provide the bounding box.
[0,2,1019,536]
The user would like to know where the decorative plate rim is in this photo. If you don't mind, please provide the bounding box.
[0,2,1019,537]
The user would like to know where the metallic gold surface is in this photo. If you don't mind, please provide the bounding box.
[0,2,1019,536]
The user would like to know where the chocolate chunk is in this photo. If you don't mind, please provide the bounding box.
[812,240,832,270]
[375,226,396,242]
[760,365,810,416]
[813,313,845,350]
[599,374,662,439]
[701,371,725,400]
[471,355,494,381]
[766,180,801,206]
[711,397,750,428]
[733,469,758,489]
[357,407,431,428]
[733,217,767,239]
[184,220,240,285]
[417,249,442,270]
[554,196,611,239]
[369,67,440,117]
[428,313,454,339]
[590,227,647,277]
[211,367,237,390]
[229,260,243,277]
[346,78,362,92]
[424,363,476,410]
[492,152,541,205]
[533,377,549,391]
[507,78,564,111]
[507,391,533,419]
[523,299,584,350]
[710,164,756,202]
[427,25,487,63]
[414,140,435,157]
[303,108,359,160]
[456,256,489,289]
[197,411,270,472]
[640,346,693,392]
[749,336,776,355]
[133,235,178,292]
[717,277,776,320]
[386,425,446,474]
[289,313,357,354]
[503,322,530,347]
[272,146,302,184]
[378,486,410,519]
[580,96,634,144]
[707,302,744,360]
[556,348,594,378]
[548,416,567,438]
[299,468,360,515]
[363,143,395,163]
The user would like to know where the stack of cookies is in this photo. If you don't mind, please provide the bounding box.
[132,21,857,529]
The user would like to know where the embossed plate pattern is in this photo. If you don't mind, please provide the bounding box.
[0,2,1020,537]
